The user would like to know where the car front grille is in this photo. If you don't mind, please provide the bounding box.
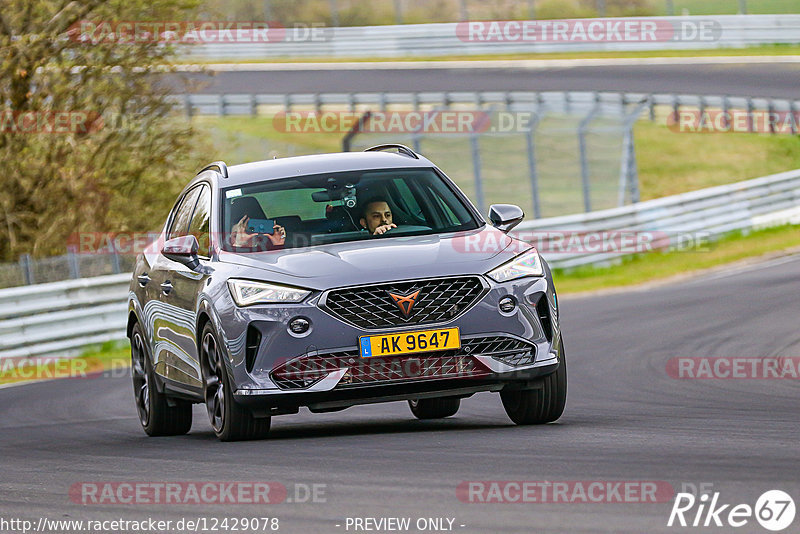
[320,276,485,329]
[270,335,535,390]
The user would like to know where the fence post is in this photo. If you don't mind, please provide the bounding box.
[470,134,485,215]
[767,100,776,134]
[249,94,258,117]
[619,100,648,206]
[722,95,730,130]
[329,0,339,27]
[111,250,122,274]
[738,0,747,14]
[19,254,34,285]
[394,0,403,24]
[596,0,606,17]
[527,0,536,19]
[183,94,193,119]
[578,97,601,213]
[524,111,543,218]
[218,94,225,116]
[67,247,80,279]
[666,0,674,16]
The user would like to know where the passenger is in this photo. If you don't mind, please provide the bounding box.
[230,214,286,249]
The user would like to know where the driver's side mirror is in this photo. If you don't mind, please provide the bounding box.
[162,235,200,269]
[488,204,525,233]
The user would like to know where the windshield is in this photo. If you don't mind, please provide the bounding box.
[220,167,479,252]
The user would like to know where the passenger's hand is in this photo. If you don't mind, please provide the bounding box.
[231,215,258,246]
[268,224,286,246]
[373,223,397,235]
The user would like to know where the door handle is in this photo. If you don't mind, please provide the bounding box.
[160,281,173,295]
[137,273,151,287]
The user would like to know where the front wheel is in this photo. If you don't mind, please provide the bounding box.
[201,323,271,441]
[408,397,461,419]
[500,339,567,425]
[130,323,192,437]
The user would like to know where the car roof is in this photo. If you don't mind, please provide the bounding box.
[208,151,436,189]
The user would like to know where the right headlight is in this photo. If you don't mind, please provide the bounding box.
[486,249,544,283]
[227,279,311,306]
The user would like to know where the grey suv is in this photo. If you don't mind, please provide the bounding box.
[127,145,566,441]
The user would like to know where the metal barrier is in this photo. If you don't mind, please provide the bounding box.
[172,91,800,133]
[181,15,800,59]
[512,168,800,269]
[1,168,799,360]
[0,274,129,359]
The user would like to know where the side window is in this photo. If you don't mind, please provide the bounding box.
[188,185,211,257]
[168,187,202,239]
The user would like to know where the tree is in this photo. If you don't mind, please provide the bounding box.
[0,0,205,260]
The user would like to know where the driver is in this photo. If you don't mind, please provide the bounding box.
[359,196,396,235]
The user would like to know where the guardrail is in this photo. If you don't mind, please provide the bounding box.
[512,168,800,269]
[0,274,129,360]
[182,15,800,59]
[1,169,799,360]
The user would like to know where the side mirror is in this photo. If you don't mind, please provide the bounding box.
[162,235,200,268]
[488,204,525,233]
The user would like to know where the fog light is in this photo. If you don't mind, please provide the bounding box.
[499,296,517,313]
[289,317,310,334]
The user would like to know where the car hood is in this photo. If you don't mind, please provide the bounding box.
[216,225,529,290]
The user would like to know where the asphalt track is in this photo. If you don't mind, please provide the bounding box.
[2,254,799,533]
[175,61,800,98]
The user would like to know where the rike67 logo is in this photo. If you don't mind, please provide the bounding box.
[668,489,795,531]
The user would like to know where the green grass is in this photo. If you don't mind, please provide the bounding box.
[554,223,800,294]
[670,0,800,15]
[180,44,800,64]
[636,120,800,200]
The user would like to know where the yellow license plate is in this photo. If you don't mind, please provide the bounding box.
[359,328,460,358]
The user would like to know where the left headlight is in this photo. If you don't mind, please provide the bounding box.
[227,279,311,306]
[487,249,544,283]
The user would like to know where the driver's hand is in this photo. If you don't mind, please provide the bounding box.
[373,223,397,235]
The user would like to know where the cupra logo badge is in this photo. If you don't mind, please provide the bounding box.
[388,290,421,318]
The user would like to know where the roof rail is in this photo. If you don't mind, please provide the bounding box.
[197,161,229,178]
[364,144,419,159]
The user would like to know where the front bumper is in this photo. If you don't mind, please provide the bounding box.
[215,274,560,407]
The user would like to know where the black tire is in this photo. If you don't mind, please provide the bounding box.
[130,323,192,437]
[408,397,461,419]
[201,323,271,442]
[500,339,567,425]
